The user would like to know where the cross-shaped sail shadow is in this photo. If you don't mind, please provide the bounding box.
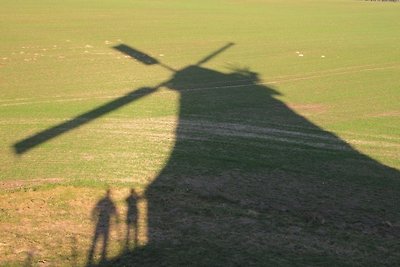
[13,43,234,154]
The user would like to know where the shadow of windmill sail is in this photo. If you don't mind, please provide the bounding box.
[12,43,234,155]
[12,43,400,265]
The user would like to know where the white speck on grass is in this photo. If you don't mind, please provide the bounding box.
[84,50,89,53]
[296,51,300,54]
[85,45,93,48]
[66,40,71,42]
[298,54,304,57]
[321,55,325,58]
[159,54,164,57]
[105,40,111,44]
[53,45,57,48]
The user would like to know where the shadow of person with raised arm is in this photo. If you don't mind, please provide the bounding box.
[87,189,120,266]
[125,188,141,250]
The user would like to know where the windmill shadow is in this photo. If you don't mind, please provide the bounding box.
[97,44,399,266]
[12,43,400,265]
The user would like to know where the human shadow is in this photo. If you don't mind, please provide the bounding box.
[23,251,33,267]
[87,189,119,266]
[70,236,78,267]
[91,45,399,266]
[124,188,141,250]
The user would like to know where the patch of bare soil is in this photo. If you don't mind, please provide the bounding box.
[0,178,64,190]
[1,169,400,266]
[0,186,140,266]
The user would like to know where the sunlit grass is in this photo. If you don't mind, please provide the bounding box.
[1,0,399,266]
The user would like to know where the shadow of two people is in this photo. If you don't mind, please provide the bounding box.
[87,189,142,266]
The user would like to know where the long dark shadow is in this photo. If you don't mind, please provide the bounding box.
[13,43,234,155]
[124,189,141,250]
[195,42,234,66]
[113,44,178,72]
[113,44,159,65]
[13,87,156,154]
[87,189,119,266]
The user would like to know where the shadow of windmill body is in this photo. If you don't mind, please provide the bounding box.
[13,43,400,266]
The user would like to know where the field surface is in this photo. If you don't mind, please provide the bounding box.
[1,0,400,266]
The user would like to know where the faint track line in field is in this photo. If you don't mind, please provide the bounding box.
[0,95,122,107]
[211,119,400,143]
[176,119,400,151]
[266,63,400,84]
[3,115,400,146]
[1,62,399,107]
[92,117,400,151]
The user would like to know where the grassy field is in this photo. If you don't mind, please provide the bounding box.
[1,0,400,266]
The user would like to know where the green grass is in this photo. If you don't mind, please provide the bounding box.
[1,0,400,266]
